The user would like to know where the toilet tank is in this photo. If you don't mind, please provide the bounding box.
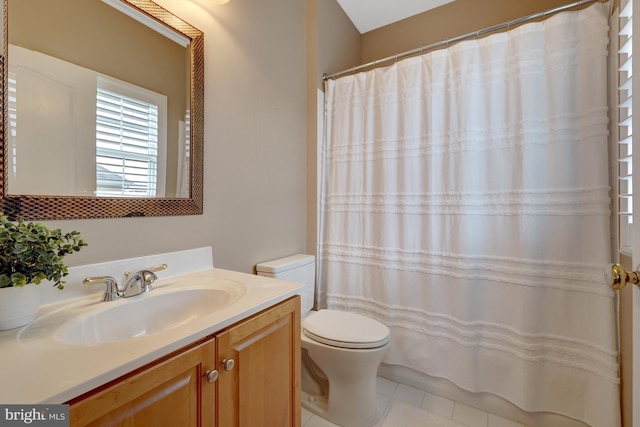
[256,254,315,314]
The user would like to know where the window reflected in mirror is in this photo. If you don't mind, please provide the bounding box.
[1,0,204,219]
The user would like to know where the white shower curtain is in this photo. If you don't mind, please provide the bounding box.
[318,3,620,427]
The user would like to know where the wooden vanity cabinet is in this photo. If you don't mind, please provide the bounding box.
[68,337,217,427]
[67,296,300,427]
[217,295,301,427]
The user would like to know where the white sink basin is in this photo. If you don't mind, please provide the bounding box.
[62,287,239,345]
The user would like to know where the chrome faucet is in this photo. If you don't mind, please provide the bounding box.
[122,269,159,297]
[83,264,167,301]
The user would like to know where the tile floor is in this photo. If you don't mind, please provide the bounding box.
[301,377,529,427]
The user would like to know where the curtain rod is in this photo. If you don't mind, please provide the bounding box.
[323,0,605,81]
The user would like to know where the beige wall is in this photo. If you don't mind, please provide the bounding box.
[315,0,361,88]
[361,0,576,64]
[39,0,306,274]
[306,0,360,255]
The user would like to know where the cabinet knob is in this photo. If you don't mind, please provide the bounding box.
[205,369,219,384]
[221,358,235,372]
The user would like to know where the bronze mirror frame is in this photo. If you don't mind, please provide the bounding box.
[0,0,204,220]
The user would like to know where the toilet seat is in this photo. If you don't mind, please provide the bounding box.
[303,309,390,349]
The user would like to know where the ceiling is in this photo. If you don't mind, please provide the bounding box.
[335,0,456,34]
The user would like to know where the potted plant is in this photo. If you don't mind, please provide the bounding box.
[0,214,87,330]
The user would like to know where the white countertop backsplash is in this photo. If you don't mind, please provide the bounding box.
[37,246,216,306]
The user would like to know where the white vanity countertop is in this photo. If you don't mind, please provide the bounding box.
[0,267,303,404]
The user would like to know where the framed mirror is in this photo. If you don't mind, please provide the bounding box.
[0,0,204,220]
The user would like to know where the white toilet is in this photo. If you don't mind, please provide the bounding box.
[256,254,390,427]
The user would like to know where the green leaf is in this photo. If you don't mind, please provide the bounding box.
[0,213,87,289]
[11,273,27,287]
[0,275,11,288]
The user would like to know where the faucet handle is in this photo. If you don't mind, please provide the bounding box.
[140,264,166,292]
[141,270,158,293]
[83,276,120,302]
[148,264,168,273]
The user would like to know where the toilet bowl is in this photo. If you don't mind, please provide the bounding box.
[255,255,391,427]
[301,309,390,427]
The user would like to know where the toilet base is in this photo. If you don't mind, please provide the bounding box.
[301,347,383,427]
[301,390,328,415]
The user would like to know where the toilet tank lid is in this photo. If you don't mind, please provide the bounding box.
[256,254,315,274]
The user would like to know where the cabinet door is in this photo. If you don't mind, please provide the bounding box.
[217,296,301,427]
[69,338,216,427]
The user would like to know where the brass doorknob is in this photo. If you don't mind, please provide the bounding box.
[605,263,640,290]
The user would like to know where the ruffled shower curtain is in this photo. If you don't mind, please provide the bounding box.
[318,3,620,427]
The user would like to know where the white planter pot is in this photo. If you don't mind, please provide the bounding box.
[0,285,40,330]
